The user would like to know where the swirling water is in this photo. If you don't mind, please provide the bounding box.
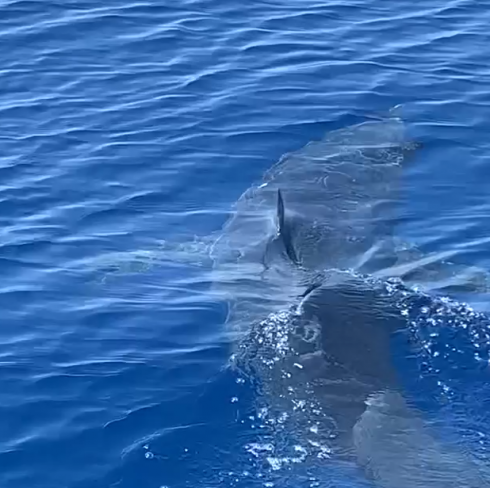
[2,0,490,487]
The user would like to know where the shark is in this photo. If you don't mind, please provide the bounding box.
[203,111,490,486]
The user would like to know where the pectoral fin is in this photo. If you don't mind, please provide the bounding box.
[377,241,490,295]
[353,390,488,487]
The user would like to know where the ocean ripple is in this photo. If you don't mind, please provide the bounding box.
[1,0,490,487]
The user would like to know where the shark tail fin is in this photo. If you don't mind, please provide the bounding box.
[276,189,299,265]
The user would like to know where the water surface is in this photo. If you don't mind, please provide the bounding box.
[1,0,490,487]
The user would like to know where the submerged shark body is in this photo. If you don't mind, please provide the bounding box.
[237,270,490,486]
[205,113,490,486]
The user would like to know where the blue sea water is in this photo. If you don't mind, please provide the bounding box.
[2,0,490,487]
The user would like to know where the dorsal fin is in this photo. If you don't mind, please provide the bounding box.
[277,188,286,234]
[276,189,299,264]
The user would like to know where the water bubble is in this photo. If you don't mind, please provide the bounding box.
[266,457,282,471]
[309,424,319,434]
[292,399,306,410]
